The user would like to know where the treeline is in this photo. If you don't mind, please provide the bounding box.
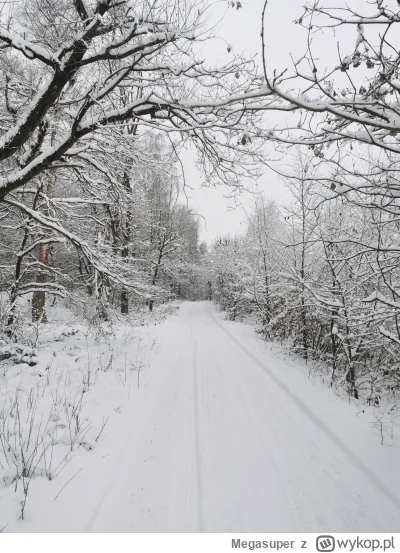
[2,0,400,367]
[0,0,254,339]
[0,131,208,337]
[210,154,400,405]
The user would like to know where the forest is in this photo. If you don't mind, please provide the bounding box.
[0,0,400,534]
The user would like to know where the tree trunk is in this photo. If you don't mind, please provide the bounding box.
[149,238,165,311]
[78,256,94,296]
[120,171,132,315]
[7,188,41,336]
[120,240,129,315]
[32,241,49,322]
[121,288,129,314]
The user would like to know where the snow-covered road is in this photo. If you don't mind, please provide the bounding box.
[83,302,400,533]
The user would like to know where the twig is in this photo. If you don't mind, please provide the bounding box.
[53,468,83,501]
[95,414,110,442]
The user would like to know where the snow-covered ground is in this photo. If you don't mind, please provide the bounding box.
[1,301,400,532]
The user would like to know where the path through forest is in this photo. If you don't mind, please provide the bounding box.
[83,302,400,533]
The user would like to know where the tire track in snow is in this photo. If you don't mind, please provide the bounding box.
[188,315,204,532]
[224,333,354,530]
[188,308,294,530]
[222,344,307,531]
[211,310,400,516]
[84,317,190,533]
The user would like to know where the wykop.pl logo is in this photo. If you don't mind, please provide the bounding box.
[316,536,336,552]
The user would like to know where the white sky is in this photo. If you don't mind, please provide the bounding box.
[183,0,379,243]
[184,0,307,243]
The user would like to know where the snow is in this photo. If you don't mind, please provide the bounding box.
[355,24,365,49]
[0,28,56,66]
[1,302,399,532]
[363,290,400,310]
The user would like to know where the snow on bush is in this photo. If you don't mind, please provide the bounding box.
[0,300,175,527]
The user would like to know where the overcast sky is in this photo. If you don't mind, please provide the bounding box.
[184,0,307,243]
[183,0,376,243]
